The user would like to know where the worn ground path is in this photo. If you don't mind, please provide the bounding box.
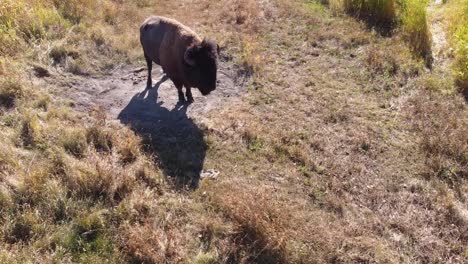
[428,0,451,73]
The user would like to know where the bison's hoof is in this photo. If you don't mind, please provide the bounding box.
[178,94,186,103]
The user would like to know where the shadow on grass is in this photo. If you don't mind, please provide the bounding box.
[117,75,206,189]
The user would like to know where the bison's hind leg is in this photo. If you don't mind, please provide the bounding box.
[185,87,194,103]
[144,53,152,88]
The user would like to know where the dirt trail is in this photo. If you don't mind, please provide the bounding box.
[51,60,247,186]
[64,61,246,122]
[428,0,450,72]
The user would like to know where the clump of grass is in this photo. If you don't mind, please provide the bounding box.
[90,30,106,47]
[194,252,218,264]
[236,37,263,77]
[0,78,24,109]
[422,74,454,95]
[400,0,432,62]
[46,105,72,121]
[5,207,46,244]
[52,0,94,24]
[49,209,117,261]
[86,126,114,153]
[134,0,153,8]
[134,161,163,190]
[0,186,13,212]
[116,131,141,164]
[121,223,179,263]
[49,45,79,64]
[34,94,51,110]
[17,165,67,214]
[71,156,136,202]
[365,45,399,76]
[223,0,261,30]
[20,113,43,148]
[0,143,18,173]
[66,57,89,75]
[328,0,396,27]
[61,128,88,158]
[241,129,265,152]
[76,210,108,240]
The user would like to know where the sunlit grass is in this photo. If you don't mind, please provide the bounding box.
[323,0,431,59]
[445,0,468,95]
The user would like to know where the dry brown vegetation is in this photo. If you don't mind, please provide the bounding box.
[1,0,467,263]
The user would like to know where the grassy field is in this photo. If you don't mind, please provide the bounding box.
[1,0,467,263]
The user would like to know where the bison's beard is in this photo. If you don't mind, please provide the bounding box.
[200,90,211,96]
[199,86,215,96]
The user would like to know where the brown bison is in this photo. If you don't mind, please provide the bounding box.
[140,16,219,102]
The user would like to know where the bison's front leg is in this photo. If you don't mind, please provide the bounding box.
[175,83,185,102]
[185,87,194,103]
[145,54,152,88]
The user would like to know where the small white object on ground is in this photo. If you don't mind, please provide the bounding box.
[200,169,220,179]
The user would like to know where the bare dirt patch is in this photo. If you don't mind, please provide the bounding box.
[46,59,247,187]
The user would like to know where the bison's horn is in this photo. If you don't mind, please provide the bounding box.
[184,46,196,67]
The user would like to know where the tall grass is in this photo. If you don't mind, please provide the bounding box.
[446,0,468,97]
[400,0,432,62]
[324,0,431,60]
[328,0,397,26]
[0,0,70,55]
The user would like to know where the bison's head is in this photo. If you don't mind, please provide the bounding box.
[184,38,219,95]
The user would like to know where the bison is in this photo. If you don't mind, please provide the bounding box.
[140,16,219,102]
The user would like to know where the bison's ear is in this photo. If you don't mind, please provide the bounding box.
[184,45,198,66]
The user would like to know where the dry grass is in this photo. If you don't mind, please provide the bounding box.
[205,185,287,263]
[444,0,468,97]
[0,0,467,263]
[409,90,467,198]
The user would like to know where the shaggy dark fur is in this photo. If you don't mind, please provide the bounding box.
[140,16,219,102]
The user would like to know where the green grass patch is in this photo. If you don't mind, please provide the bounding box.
[400,0,431,60]
[446,0,468,96]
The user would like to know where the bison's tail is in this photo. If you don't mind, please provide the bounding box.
[140,23,149,34]
[140,22,153,37]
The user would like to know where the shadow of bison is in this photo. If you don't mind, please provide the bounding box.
[118,75,206,188]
